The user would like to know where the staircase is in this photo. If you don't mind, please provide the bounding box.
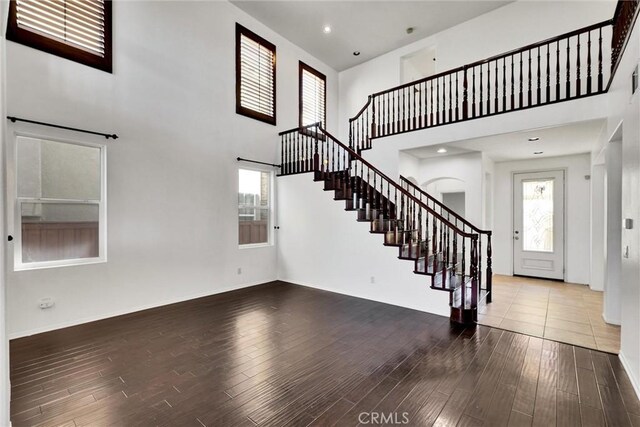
[277,0,638,324]
[279,124,489,324]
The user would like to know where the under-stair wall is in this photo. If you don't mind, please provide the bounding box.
[277,173,450,317]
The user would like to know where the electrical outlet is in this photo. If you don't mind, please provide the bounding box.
[237,267,242,275]
[370,276,375,284]
[38,297,55,309]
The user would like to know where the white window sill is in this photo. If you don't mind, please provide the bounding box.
[14,257,107,272]
[239,243,273,249]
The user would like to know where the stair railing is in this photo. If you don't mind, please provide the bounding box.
[611,0,640,78]
[279,123,483,322]
[349,19,614,152]
[400,176,492,303]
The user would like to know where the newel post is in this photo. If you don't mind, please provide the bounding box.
[313,131,319,172]
[462,66,469,120]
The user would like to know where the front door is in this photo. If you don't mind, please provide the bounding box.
[513,170,565,280]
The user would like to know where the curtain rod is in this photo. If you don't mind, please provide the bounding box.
[7,116,118,140]
[237,157,281,168]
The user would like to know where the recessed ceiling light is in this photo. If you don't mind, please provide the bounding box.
[534,151,544,155]
[437,148,447,154]
[323,25,332,34]
[353,51,360,56]
[528,137,540,142]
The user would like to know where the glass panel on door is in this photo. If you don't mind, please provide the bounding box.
[522,179,554,252]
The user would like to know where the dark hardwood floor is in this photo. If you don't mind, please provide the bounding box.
[9,281,640,426]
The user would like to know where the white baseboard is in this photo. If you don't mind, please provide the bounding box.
[8,279,271,340]
[619,351,640,401]
[602,311,622,326]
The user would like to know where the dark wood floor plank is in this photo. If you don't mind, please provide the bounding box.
[557,390,582,427]
[484,383,517,427]
[463,337,511,421]
[576,367,602,409]
[532,383,556,427]
[537,340,558,389]
[558,343,579,395]
[454,328,504,394]
[457,414,484,427]
[500,334,530,386]
[591,351,617,388]
[580,404,606,427]
[7,281,639,427]
[409,390,449,426]
[575,347,593,371]
[599,384,633,427]
[432,388,473,427]
[609,354,640,416]
[308,398,354,426]
[508,410,533,427]
[512,337,543,416]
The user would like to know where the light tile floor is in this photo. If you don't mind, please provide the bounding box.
[478,274,621,353]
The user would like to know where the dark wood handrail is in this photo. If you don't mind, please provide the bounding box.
[362,19,612,101]
[463,20,613,69]
[399,176,492,236]
[349,96,372,123]
[278,122,323,136]
[311,125,479,240]
[608,0,640,90]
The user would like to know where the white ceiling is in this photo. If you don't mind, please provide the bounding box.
[403,119,606,162]
[231,1,511,71]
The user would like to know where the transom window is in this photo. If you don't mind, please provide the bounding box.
[299,61,326,129]
[14,136,106,270]
[6,0,112,72]
[236,23,276,125]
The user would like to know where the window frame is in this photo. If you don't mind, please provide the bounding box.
[299,61,327,135]
[235,23,277,126]
[11,133,108,271]
[6,0,113,73]
[238,166,274,249]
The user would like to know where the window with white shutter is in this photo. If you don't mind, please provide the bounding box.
[6,0,112,72]
[236,23,276,125]
[299,62,326,129]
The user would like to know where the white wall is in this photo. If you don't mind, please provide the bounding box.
[616,23,640,397]
[277,173,450,317]
[4,1,339,338]
[590,163,606,291]
[412,152,484,225]
[620,85,640,398]
[492,154,592,284]
[442,192,465,218]
[605,139,622,324]
[338,0,615,141]
[0,0,8,422]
